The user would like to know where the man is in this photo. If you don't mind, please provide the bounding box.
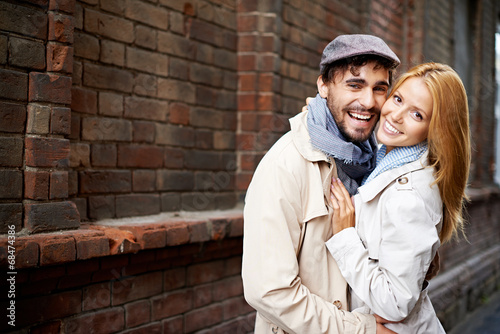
[241,35,400,333]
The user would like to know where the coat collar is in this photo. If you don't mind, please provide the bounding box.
[290,110,330,163]
[357,150,430,203]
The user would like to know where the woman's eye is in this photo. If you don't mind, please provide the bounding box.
[411,111,423,120]
[393,95,402,103]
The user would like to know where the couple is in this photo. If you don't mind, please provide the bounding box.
[242,34,470,333]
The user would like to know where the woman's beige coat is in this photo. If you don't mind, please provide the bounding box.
[242,111,375,334]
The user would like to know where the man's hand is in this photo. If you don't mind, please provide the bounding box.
[374,314,397,334]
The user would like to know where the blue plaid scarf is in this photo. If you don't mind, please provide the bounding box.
[362,141,428,185]
[307,94,377,195]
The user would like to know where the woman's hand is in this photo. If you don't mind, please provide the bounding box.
[330,178,355,234]
[374,314,398,334]
[301,97,314,112]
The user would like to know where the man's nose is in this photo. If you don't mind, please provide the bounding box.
[359,89,375,110]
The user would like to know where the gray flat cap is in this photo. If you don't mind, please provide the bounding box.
[320,34,400,73]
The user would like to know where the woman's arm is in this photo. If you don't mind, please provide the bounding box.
[327,179,440,321]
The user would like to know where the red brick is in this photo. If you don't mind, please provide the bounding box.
[162,316,183,333]
[223,296,254,320]
[26,103,50,134]
[0,137,23,167]
[0,101,26,133]
[51,106,71,135]
[190,63,223,87]
[135,24,157,50]
[121,225,166,249]
[85,9,134,43]
[30,321,62,334]
[89,195,116,220]
[71,86,97,114]
[0,69,28,101]
[115,194,161,218]
[0,203,22,232]
[169,57,189,80]
[25,137,69,168]
[25,201,80,233]
[124,0,169,30]
[84,63,133,93]
[132,120,155,143]
[132,169,156,192]
[8,37,45,70]
[49,0,76,13]
[186,220,210,243]
[166,223,190,246]
[74,230,110,260]
[117,144,163,168]
[0,35,5,64]
[155,123,195,147]
[29,72,72,104]
[193,284,213,308]
[91,144,117,167]
[157,31,196,59]
[62,307,124,334]
[48,12,74,43]
[134,73,157,97]
[164,147,184,169]
[49,171,68,199]
[126,46,169,76]
[57,272,92,289]
[124,96,168,121]
[24,171,49,200]
[169,102,190,125]
[17,290,81,327]
[99,91,123,116]
[74,31,99,60]
[0,170,22,199]
[69,112,80,140]
[80,170,131,194]
[101,39,125,66]
[38,234,76,265]
[0,2,48,39]
[69,142,90,167]
[112,272,163,305]
[157,78,195,103]
[47,43,73,73]
[184,304,223,333]
[83,282,111,310]
[125,300,151,328]
[187,260,226,286]
[66,258,100,275]
[163,267,186,291]
[213,276,243,301]
[151,290,193,320]
[82,117,132,141]
[14,239,39,268]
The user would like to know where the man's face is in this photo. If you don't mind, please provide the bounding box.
[317,61,390,143]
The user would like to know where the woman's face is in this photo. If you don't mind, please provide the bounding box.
[376,77,433,153]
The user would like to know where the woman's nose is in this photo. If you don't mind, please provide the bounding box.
[390,108,404,123]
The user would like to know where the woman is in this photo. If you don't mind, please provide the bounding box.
[326,62,471,333]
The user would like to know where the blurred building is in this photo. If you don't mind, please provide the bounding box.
[0,0,499,332]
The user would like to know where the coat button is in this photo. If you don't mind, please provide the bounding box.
[333,300,342,309]
[398,177,408,184]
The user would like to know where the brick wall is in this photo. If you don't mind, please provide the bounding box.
[0,225,253,333]
[69,0,239,221]
[1,0,500,333]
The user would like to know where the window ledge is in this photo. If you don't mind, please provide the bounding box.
[0,208,243,269]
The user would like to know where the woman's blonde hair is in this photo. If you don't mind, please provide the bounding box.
[389,62,471,243]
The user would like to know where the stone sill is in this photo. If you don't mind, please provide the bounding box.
[0,207,244,269]
[466,185,500,202]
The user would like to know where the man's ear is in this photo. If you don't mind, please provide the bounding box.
[317,75,329,98]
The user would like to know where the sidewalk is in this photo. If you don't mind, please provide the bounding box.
[448,290,500,334]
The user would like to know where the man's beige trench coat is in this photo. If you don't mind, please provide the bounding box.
[242,110,376,333]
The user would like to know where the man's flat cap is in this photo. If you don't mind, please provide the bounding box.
[320,34,400,73]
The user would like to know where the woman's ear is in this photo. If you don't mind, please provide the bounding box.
[317,76,329,98]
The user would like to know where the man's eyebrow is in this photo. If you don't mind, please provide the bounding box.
[345,78,389,87]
